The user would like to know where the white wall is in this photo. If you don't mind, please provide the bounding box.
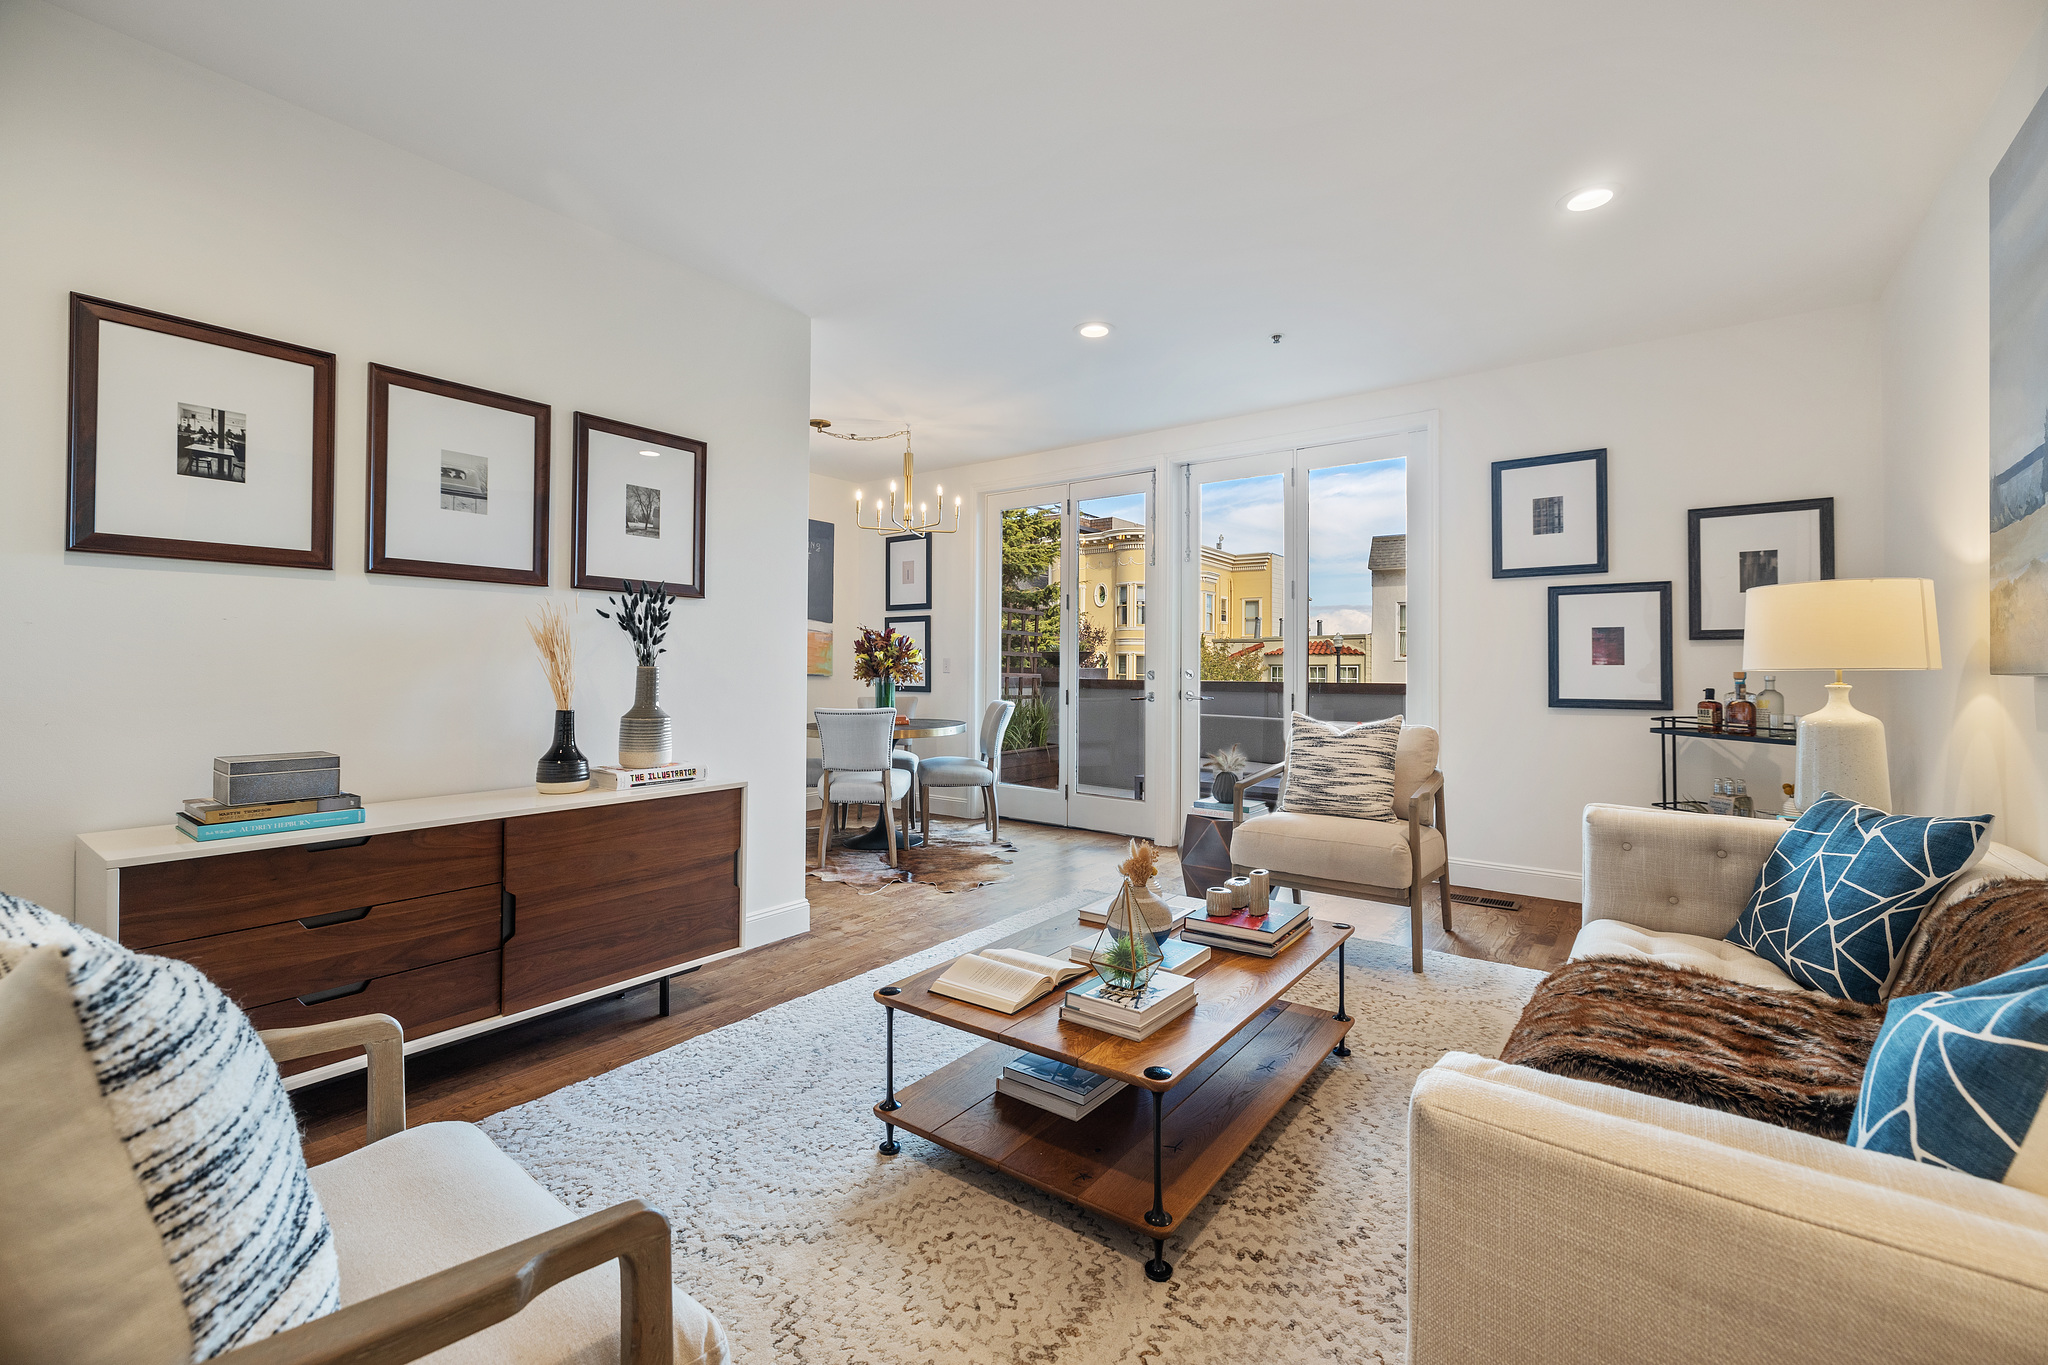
[805,472,886,713]
[910,304,1883,899]
[0,2,813,932]
[1881,14,2048,861]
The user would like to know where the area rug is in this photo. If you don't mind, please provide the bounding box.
[805,820,1016,894]
[480,891,1545,1364]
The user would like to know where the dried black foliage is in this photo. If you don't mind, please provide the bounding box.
[595,579,675,666]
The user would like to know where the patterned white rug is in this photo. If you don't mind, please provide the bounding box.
[480,891,1546,1364]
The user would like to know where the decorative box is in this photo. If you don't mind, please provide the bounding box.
[212,751,342,805]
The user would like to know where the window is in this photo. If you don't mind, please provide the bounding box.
[1203,592,1214,634]
[1243,600,1261,638]
[1117,584,1129,626]
[1340,665,1360,682]
[1134,582,1145,625]
[1267,665,1284,682]
[1220,597,1228,623]
[1397,602,1408,660]
[1136,653,1146,677]
[1093,582,1108,607]
[1117,653,1129,677]
[1309,665,1328,683]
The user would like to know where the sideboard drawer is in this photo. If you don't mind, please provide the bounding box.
[119,822,503,949]
[160,884,503,1011]
[248,949,502,1075]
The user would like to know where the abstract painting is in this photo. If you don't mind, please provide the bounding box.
[1992,81,2048,673]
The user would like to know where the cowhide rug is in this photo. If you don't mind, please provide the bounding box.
[805,818,1015,894]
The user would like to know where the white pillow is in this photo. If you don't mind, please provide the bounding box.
[1280,712,1404,820]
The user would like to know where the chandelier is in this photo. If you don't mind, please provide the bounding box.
[811,419,961,537]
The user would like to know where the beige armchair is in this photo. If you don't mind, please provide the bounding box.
[236,1015,728,1365]
[1227,723,1449,972]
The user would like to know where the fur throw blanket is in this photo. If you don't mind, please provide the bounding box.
[1890,878,2048,997]
[1500,958,1881,1139]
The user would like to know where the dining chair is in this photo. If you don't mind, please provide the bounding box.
[916,699,1016,843]
[887,697,921,830]
[814,708,912,867]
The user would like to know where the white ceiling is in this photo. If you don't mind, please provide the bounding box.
[52,0,2046,479]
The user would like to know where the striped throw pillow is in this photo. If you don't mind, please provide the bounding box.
[0,894,339,1358]
[1280,712,1404,820]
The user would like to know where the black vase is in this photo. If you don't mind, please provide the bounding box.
[1211,770,1237,805]
[536,709,591,793]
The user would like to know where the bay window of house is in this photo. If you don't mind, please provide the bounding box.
[1243,600,1261,638]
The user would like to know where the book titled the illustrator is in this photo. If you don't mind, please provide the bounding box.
[174,807,367,842]
[591,763,703,790]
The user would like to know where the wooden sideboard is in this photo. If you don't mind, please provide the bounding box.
[76,780,749,1084]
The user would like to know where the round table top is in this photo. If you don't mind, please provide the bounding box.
[807,716,967,739]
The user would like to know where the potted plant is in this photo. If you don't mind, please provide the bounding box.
[853,624,923,710]
[596,580,676,768]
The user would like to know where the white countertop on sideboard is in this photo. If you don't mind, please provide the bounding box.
[77,777,746,869]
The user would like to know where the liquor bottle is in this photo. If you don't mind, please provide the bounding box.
[1709,779,1733,817]
[1755,675,1785,734]
[1732,780,1754,818]
[1781,783,1800,819]
[1697,688,1722,732]
[1725,673,1756,736]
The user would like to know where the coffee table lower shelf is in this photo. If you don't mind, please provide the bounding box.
[875,999,1350,1269]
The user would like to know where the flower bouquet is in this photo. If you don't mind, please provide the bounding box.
[853,624,923,709]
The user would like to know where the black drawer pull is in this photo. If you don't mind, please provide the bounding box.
[298,906,371,930]
[305,836,371,852]
[296,979,370,1007]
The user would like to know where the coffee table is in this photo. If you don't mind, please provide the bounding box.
[872,909,1356,1280]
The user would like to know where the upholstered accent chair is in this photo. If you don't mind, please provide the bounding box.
[1226,723,1449,972]
[916,699,1016,843]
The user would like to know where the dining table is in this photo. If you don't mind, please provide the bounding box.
[807,715,967,850]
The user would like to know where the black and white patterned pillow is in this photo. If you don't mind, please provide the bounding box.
[0,894,339,1357]
[1280,712,1404,820]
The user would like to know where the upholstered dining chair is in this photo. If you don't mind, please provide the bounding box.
[888,697,921,830]
[814,707,912,867]
[1227,722,1450,973]
[916,699,1016,843]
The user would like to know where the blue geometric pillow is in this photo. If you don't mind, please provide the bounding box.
[1849,952,2048,1194]
[1725,793,1991,1003]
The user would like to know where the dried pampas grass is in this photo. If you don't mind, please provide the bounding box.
[527,600,575,709]
[1120,838,1160,886]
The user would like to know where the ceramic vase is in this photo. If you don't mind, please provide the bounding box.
[536,709,591,793]
[1089,878,1165,993]
[618,665,672,769]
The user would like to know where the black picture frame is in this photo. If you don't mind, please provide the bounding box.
[571,411,707,596]
[885,613,932,693]
[1686,497,1835,640]
[1492,448,1609,578]
[885,532,932,611]
[1548,581,1673,710]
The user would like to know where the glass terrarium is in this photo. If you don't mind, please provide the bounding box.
[1090,879,1165,994]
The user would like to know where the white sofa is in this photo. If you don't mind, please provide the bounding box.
[1406,804,2048,1365]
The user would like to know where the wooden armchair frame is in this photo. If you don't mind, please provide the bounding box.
[1231,764,1451,973]
[230,1014,675,1365]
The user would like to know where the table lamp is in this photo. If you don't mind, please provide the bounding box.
[1740,578,1940,812]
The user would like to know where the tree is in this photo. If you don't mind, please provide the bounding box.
[1078,617,1108,668]
[1000,508,1062,666]
[1201,639,1268,681]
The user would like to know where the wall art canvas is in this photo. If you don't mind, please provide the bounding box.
[808,517,835,622]
[885,532,932,610]
[807,628,834,677]
[68,294,335,568]
[1492,449,1608,578]
[885,614,932,693]
[1992,82,2048,673]
[1550,582,1672,710]
[1687,498,1834,640]
[573,412,706,595]
[367,364,548,584]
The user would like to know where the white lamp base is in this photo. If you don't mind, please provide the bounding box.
[1794,683,1890,812]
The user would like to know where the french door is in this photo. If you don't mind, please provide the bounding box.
[985,472,1162,836]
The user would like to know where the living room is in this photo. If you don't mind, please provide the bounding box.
[6,2,2048,1362]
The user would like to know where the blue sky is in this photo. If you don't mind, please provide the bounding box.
[1199,459,1406,631]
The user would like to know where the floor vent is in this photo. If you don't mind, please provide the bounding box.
[1451,893,1520,912]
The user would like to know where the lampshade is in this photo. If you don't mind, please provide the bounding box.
[1741,578,1941,672]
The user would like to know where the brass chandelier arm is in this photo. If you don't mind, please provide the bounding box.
[812,418,961,536]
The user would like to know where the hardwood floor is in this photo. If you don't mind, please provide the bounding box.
[291,816,1578,1165]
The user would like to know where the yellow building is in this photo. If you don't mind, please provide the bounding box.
[1200,541,1284,678]
[1072,515,1150,678]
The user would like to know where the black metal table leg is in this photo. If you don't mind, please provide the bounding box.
[878,988,901,1154]
[658,975,670,1017]
[1331,933,1353,1058]
[1141,1070,1173,1280]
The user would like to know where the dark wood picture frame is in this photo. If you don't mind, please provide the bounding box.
[366,364,550,585]
[1548,580,1673,710]
[885,533,933,611]
[1686,497,1835,641]
[1492,448,1609,578]
[67,293,336,568]
[885,613,933,693]
[571,412,707,596]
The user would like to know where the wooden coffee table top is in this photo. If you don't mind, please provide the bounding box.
[877,910,1353,1091]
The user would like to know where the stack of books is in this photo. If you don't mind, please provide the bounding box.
[1182,900,1314,957]
[1065,931,1211,976]
[1059,970,1198,1041]
[995,1053,1127,1121]
[591,762,703,790]
[176,793,363,842]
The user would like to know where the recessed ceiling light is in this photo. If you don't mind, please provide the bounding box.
[1564,187,1615,212]
[640,449,661,457]
[1076,322,1111,339]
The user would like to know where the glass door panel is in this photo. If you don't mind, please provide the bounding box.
[1073,476,1153,818]
[994,494,1065,820]
[1304,436,1412,726]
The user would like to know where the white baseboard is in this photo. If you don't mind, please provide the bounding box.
[745,896,810,947]
[1449,857,1582,905]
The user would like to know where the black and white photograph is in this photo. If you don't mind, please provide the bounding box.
[1550,581,1672,710]
[1687,498,1833,639]
[439,449,488,514]
[1493,448,1608,578]
[176,402,247,482]
[885,532,932,610]
[68,294,335,569]
[573,411,706,595]
[368,364,548,585]
[885,613,932,693]
[626,483,661,538]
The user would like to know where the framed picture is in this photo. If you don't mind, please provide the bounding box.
[807,518,835,622]
[885,614,931,693]
[885,533,931,610]
[1493,449,1608,578]
[806,628,834,678]
[572,412,706,595]
[1687,498,1834,640]
[1549,581,1673,710]
[367,365,549,584]
[66,293,336,568]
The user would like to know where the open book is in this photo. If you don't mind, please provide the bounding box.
[929,948,1092,1014]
